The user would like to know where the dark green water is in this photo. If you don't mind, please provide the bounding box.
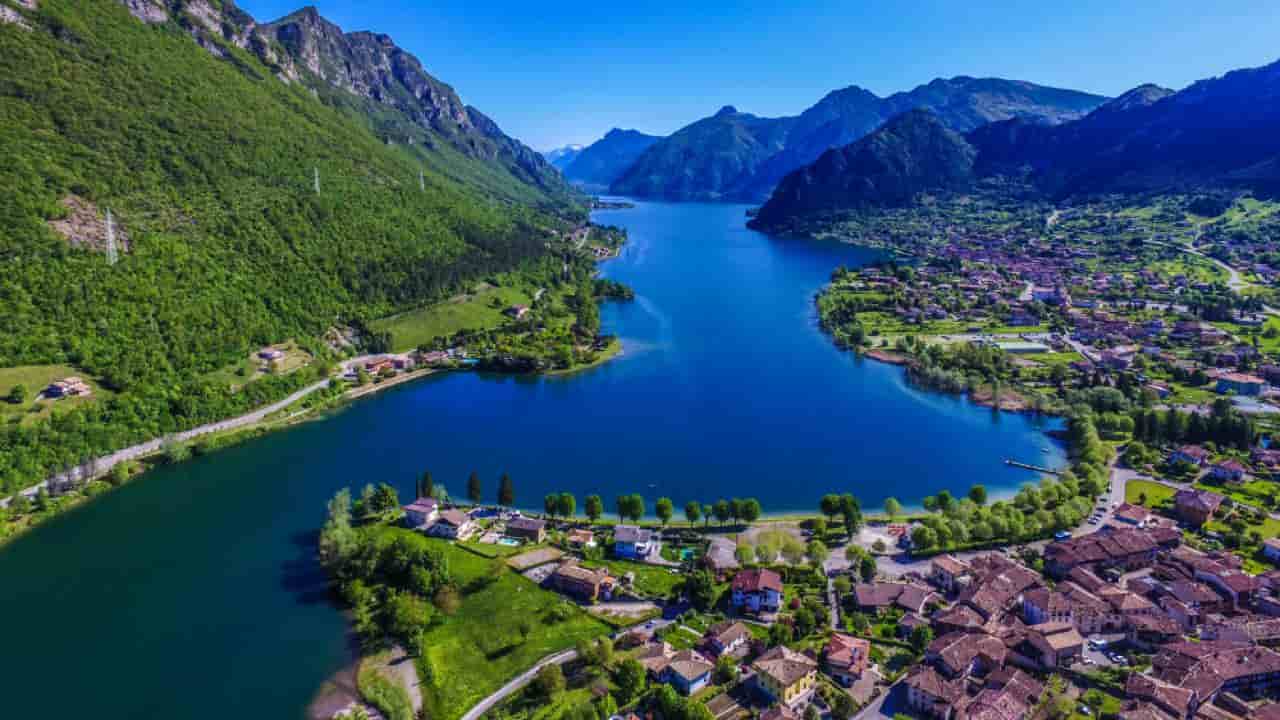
[0,200,1062,718]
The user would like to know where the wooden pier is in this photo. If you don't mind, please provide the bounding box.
[1004,459,1062,475]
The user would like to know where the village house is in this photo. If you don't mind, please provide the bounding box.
[1043,527,1162,578]
[759,707,800,720]
[929,554,972,595]
[1265,538,1280,565]
[613,525,656,559]
[258,347,284,361]
[505,305,531,320]
[1114,503,1157,527]
[549,561,613,602]
[401,497,440,529]
[566,528,596,548]
[1023,622,1084,669]
[751,646,818,708]
[658,650,714,696]
[505,517,546,543]
[1152,641,1280,704]
[823,633,871,687]
[428,509,476,540]
[45,376,92,398]
[852,582,939,615]
[364,357,395,375]
[1216,373,1266,396]
[1174,489,1225,527]
[904,666,964,720]
[1170,445,1211,467]
[702,621,751,657]
[926,632,1007,679]
[1209,460,1249,484]
[731,568,783,614]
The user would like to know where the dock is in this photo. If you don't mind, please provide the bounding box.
[1004,459,1061,475]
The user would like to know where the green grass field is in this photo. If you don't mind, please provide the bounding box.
[370,531,609,720]
[0,364,110,426]
[582,557,686,598]
[372,285,532,352]
[1126,479,1177,509]
[202,340,312,390]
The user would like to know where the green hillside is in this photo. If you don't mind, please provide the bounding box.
[0,0,581,493]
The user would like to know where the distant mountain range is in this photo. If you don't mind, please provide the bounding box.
[605,78,1107,202]
[561,129,661,190]
[543,144,584,171]
[750,59,1280,230]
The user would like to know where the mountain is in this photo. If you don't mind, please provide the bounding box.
[610,106,797,200]
[729,78,1107,201]
[561,129,661,189]
[543,144,584,171]
[0,0,581,492]
[752,110,977,225]
[608,78,1105,202]
[750,59,1280,229]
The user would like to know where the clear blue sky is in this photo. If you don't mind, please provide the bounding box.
[239,1,1280,150]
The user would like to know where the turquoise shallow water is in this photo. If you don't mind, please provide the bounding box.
[0,199,1062,718]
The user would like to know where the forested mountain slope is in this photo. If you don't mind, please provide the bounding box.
[0,0,581,493]
[751,59,1280,230]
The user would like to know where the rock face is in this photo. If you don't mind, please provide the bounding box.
[752,110,976,226]
[111,1,569,196]
[543,145,584,171]
[561,129,660,189]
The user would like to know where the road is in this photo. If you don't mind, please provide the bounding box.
[458,649,578,720]
[0,355,385,508]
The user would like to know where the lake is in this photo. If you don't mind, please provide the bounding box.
[0,199,1063,718]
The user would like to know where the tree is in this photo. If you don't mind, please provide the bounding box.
[968,484,988,506]
[371,483,399,515]
[557,492,576,519]
[684,501,701,526]
[534,663,565,697]
[585,494,603,522]
[833,576,852,595]
[768,621,793,647]
[545,494,560,518]
[701,503,713,529]
[806,540,829,568]
[655,497,674,527]
[810,517,827,540]
[420,470,434,500]
[714,654,739,684]
[820,494,841,523]
[935,490,954,513]
[839,494,863,538]
[859,555,876,582]
[713,499,731,526]
[467,471,481,504]
[737,543,756,565]
[498,473,515,507]
[6,384,26,404]
[616,494,644,522]
[781,537,806,565]
[740,498,762,523]
[911,526,937,550]
[883,497,902,519]
[686,569,718,610]
[615,658,647,702]
[909,624,933,653]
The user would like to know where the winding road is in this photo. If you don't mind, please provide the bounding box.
[0,355,383,508]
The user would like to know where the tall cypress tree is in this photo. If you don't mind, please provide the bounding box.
[420,470,434,500]
[498,473,515,507]
[467,471,481,505]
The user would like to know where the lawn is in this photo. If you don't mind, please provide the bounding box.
[372,531,611,720]
[1194,479,1280,510]
[582,558,685,599]
[0,364,110,426]
[202,340,312,391]
[372,284,532,352]
[1127,479,1177,509]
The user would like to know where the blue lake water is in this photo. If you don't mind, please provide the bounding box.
[0,199,1063,718]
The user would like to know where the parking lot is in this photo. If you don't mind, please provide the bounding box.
[1081,634,1127,667]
